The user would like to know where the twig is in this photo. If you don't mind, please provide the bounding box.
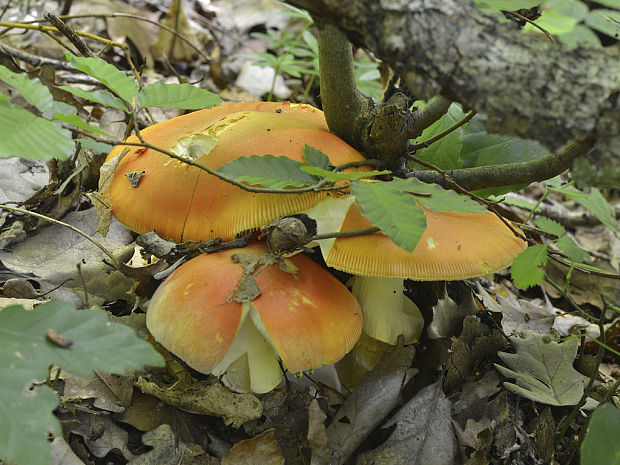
[504,10,557,44]
[311,226,380,241]
[409,110,476,150]
[44,13,94,57]
[0,43,73,70]
[0,204,119,266]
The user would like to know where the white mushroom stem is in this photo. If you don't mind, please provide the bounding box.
[212,305,283,394]
[350,276,423,345]
[305,196,424,345]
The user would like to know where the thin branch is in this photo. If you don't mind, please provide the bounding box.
[0,204,119,266]
[504,10,556,44]
[44,13,94,57]
[311,226,380,241]
[410,110,476,150]
[408,136,595,191]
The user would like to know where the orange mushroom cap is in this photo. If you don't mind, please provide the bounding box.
[326,203,527,280]
[146,242,362,393]
[105,102,368,242]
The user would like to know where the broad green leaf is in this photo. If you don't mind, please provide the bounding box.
[511,244,549,289]
[58,85,127,110]
[585,9,620,38]
[402,177,487,214]
[460,115,549,168]
[581,403,620,465]
[554,185,619,232]
[0,301,164,465]
[351,180,427,253]
[546,0,589,22]
[303,144,331,170]
[0,99,74,159]
[534,217,565,237]
[495,331,588,406]
[65,51,138,103]
[301,165,390,182]
[556,236,591,262]
[216,154,319,188]
[0,65,56,117]
[52,113,111,136]
[411,103,466,171]
[523,9,579,36]
[138,81,221,109]
[559,24,602,48]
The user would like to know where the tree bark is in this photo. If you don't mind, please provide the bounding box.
[288,0,620,183]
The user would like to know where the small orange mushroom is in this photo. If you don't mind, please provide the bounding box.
[104,102,368,242]
[146,242,362,393]
[308,200,527,345]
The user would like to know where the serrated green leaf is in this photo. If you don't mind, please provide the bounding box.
[216,154,319,188]
[511,244,549,289]
[58,85,127,110]
[303,144,331,170]
[301,165,390,182]
[138,81,221,109]
[495,331,588,406]
[556,236,591,262]
[52,113,111,136]
[65,51,138,103]
[554,185,619,232]
[411,103,466,170]
[460,115,549,168]
[534,216,565,237]
[581,403,620,465]
[402,177,487,214]
[0,100,74,159]
[351,180,427,252]
[0,301,164,465]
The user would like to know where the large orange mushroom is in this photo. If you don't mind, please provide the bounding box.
[104,102,368,242]
[146,242,362,393]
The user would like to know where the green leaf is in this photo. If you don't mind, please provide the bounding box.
[77,137,115,153]
[495,331,589,406]
[402,177,487,214]
[534,216,565,237]
[581,403,620,465]
[138,81,221,109]
[0,65,57,117]
[460,115,549,168]
[558,24,602,48]
[303,144,331,170]
[585,9,620,39]
[0,301,164,465]
[301,165,390,182]
[474,0,541,11]
[554,185,619,232]
[351,180,427,252]
[52,113,111,136]
[58,85,127,110]
[216,154,319,188]
[0,99,74,159]
[511,244,549,289]
[556,236,591,263]
[411,103,466,171]
[65,51,138,103]
[523,9,579,36]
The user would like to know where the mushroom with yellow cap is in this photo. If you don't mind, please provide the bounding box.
[146,242,363,393]
[104,101,368,242]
